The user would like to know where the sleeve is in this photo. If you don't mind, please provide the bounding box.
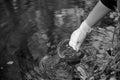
[100,0,116,10]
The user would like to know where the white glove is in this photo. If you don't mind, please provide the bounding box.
[69,21,91,51]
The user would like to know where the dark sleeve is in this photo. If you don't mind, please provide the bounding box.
[100,0,117,10]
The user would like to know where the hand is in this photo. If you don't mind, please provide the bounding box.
[69,21,91,51]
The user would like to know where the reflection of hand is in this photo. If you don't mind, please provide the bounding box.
[69,21,91,51]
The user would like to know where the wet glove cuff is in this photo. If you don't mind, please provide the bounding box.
[78,21,91,34]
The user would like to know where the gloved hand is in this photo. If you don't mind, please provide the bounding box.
[69,21,91,51]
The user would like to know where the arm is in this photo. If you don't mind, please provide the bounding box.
[85,0,111,27]
[69,0,112,51]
